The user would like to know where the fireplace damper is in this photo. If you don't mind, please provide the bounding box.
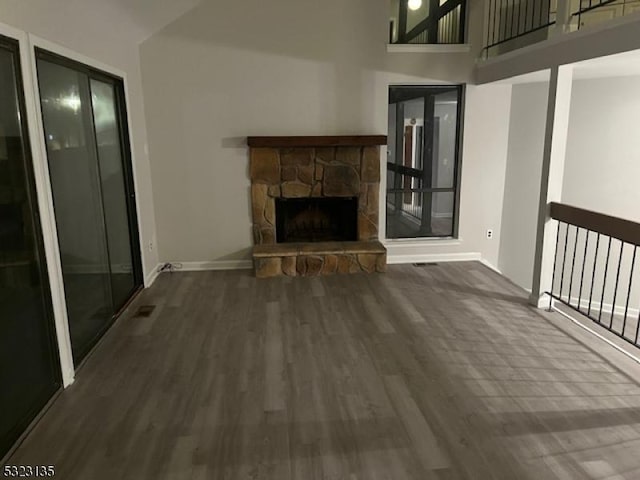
[276,197,358,243]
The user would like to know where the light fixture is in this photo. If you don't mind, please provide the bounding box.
[408,0,422,11]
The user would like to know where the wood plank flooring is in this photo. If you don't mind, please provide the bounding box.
[7,262,640,479]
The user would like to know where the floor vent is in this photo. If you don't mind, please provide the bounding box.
[134,305,156,317]
[413,262,439,267]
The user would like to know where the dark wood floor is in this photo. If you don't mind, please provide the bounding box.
[8,262,640,479]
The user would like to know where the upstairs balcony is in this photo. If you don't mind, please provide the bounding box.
[389,1,640,62]
[483,0,640,58]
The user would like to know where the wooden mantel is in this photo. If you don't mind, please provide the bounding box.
[247,135,387,148]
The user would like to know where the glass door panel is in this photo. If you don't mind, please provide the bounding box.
[90,79,136,309]
[36,52,141,364]
[0,36,60,458]
[37,59,113,363]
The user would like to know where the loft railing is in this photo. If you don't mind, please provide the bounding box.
[390,0,467,44]
[547,202,640,349]
[386,162,455,229]
[387,163,425,220]
[484,0,555,55]
[573,0,640,28]
[484,0,640,57]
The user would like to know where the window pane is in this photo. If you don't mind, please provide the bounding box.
[387,86,462,239]
[386,191,454,238]
[90,79,136,310]
[407,1,431,32]
[433,91,458,189]
[38,58,114,363]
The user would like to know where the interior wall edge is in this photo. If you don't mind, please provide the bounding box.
[145,263,163,287]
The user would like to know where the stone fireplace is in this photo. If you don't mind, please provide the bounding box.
[248,136,387,278]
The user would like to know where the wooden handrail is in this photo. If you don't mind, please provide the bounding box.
[550,202,640,246]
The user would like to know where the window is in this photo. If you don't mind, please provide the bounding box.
[386,85,464,239]
[389,0,466,44]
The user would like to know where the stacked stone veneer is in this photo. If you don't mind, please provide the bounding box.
[249,142,386,278]
[253,241,387,278]
[250,146,380,244]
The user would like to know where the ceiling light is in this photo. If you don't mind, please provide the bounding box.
[408,0,422,11]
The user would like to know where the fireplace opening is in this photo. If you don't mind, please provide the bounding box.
[276,197,358,243]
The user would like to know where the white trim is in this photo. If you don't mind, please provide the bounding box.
[387,44,472,53]
[479,258,501,274]
[383,238,462,247]
[4,27,77,387]
[27,34,137,387]
[145,263,163,287]
[549,295,640,319]
[174,260,253,271]
[16,33,151,387]
[387,252,481,264]
[552,302,640,365]
[531,292,552,308]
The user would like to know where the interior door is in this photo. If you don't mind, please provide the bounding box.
[36,50,142,364]
[0,35,61,459]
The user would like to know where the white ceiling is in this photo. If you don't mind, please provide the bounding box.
[572,49,640,80]
[106,0,202,42]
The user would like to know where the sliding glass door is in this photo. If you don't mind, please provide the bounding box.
[36,50,142,364]
[0,35,61,459]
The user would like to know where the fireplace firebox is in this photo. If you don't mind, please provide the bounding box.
[276,197,357,243]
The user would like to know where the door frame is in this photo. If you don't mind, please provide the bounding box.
[0,22,75,387]
[0,23,149,387]
[34,47,144,304]
[0,29,63,460]
[31,40,145,365]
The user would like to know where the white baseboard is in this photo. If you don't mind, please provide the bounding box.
[174,260,253,272]
[387,252,481,265]
[552,295,640,319]
[479,258,501,274]
[145,263,163,287]
[552,306,640,365]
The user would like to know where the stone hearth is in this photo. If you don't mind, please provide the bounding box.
[248,136,387,278]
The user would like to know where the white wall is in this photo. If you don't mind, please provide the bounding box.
[140,0,512,267]
[564,76,640,221]
[556,75,640,313]
[456,83,512,268]
[498,82,549,291]
[0,1,159,281]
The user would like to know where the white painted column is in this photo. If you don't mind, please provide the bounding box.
[530,65,574,308]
